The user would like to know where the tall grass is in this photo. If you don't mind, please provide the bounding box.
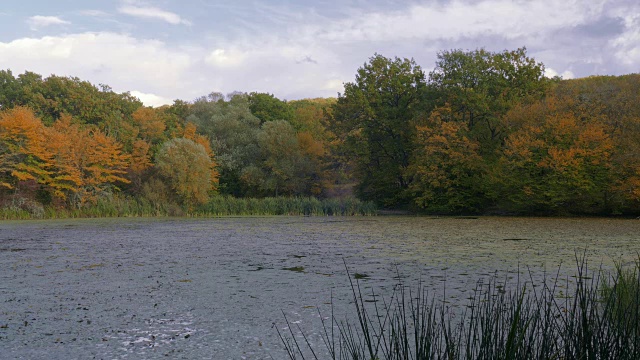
[600,258,640,339]
[0,195,377,219]
[195,196,377,216]
[277,257,640,359]
[0,195,183,219]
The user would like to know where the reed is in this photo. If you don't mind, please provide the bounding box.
[195,196,377,217]
[277,257,640,359]
[0,195,377,219]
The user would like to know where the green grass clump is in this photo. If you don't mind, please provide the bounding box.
[277,258,640,360]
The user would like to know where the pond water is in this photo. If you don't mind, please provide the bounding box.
[0,216,638,359]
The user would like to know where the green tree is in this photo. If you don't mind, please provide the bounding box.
[165,99,191,121]
[236,120,331,197]
[330,54,426,206]
[18,75,142,126]
[428,47,549,152]
[255,120,300,196]
[187,93,261,196]
[0,70,22,109]
[0,71,143,148]
[248,92,294,123]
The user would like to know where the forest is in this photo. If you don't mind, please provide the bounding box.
[1,47,639,217]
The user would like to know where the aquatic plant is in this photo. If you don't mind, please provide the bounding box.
[195,196,377,217]
[0,195,377,219]
[277,257,640,359]
[600,257,640,338]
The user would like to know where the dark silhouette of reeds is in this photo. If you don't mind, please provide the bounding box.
[277,256,640,360]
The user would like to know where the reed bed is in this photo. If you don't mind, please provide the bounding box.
[0,195,377,219]
[195,196,377,216]
[277,257,640,360]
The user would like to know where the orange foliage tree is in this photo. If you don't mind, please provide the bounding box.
[553,75,640,210]
[183,122,219,186]
[132,107,167,143]
[498,96,614,214]
[45,115,130,206]
[0,107,52,190]
[407,106,485,213]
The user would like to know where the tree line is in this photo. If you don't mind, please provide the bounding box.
[0,70,342,214]
[1,47,639,216]
[333,48,640,215]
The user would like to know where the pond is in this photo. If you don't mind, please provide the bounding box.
[0,216,638,359]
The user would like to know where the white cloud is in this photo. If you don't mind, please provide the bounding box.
[313,0,604,43]
[130,90,173,107]
[611,10,640,66]
[79,10,109,17]
[322,79,344,93]
[192,0,610,99]
[544,68,575,79]
[205,48,246,67]
[117,5,191,25]
[0,32,193,105]
[27,16,70,30]
[2,0,635,107]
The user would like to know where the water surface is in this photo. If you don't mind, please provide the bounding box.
[1,216,638,359]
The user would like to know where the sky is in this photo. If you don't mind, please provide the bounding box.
[0,0,638,107]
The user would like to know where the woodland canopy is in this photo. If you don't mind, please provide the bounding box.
[1,47,639,216]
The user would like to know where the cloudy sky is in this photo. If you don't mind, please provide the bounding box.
[1,0,638,106]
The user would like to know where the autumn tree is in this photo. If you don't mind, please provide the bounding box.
[45,115,130,206]
[407,106,485,213]
[288,98,339,196]
[331,54,426,206]
[552,75,640,210]
[0,107,130,207]
[0,107,52,191]
[155,138,217,207]
[132,107,166,144]
[126,139,153,193]
[296,130,331,196]
[497,95,614,214]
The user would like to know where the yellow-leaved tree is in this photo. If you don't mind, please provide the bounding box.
[155,137,218,208]
[46,115,130,206]
[498,95,614,214]
[406,106,485,213]
[0,107,53,190]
